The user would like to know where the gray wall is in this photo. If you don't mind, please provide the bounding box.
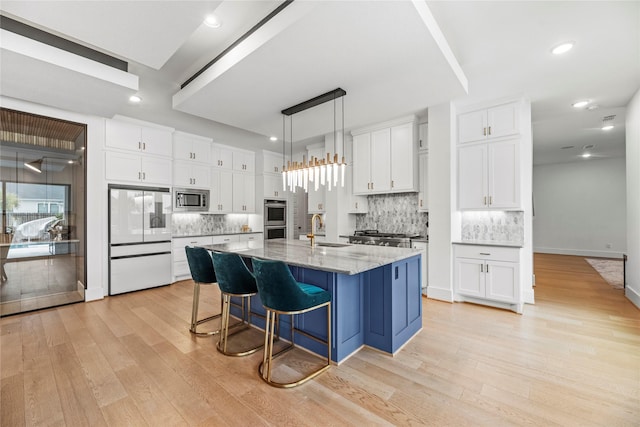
[626,88,640,308]
[533,157,627,258]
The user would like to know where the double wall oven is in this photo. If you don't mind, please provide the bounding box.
[264,199,286,239]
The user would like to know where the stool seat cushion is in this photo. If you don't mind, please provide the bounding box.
[185,246,216,284]
[252,258,331,312]
[211,252,257,295]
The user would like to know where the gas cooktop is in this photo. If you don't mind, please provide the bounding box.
[349,230,420,248]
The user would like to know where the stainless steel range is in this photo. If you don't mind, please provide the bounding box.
[348,230,419,248]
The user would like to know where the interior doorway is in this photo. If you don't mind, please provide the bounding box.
[0,108,86,316]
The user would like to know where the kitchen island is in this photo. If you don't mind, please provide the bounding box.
[201,239,422,363]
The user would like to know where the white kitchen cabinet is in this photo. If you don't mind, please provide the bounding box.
[173,160,210,188]
[418,122,428,151]
[454,244,522,313]
[105,119,172,157]
[352,120,417,195]
[232,173,255,213]
[458,138,520,210]
[263,174,285,199]
[345,165,367,213]
[172,236,213,280]
[238,233,262,242]
[211,234,240,245]
[173,132,211,163]
[105,151,172,186]
[412,241,428,295]
[261,151,284,174]
[418,152,428,212]
[233,150,255,173]
[210,169,233,213]
[212,144,233,169]
[458,102,519,144]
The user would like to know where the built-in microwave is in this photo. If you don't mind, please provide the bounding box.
[174,188,209,212]
[264,199,286,226]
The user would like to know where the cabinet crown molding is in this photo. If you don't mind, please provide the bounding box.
[111,115,175,132]
[173,130,212,142]
[350,115,417,136]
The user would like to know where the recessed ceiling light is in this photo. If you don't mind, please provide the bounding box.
[602,124,614,131]
[582,153,591,158]
[269,136,278,142]
[129,95,142,103]
[551,41,575,55]
[204,14,222,28]
[572,100,589,108]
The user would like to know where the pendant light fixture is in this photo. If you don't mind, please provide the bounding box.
[281,88,347,192]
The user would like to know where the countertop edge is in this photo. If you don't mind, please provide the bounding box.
[173,231,263,239]
[452,240,524,248]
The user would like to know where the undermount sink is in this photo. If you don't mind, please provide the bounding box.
[316,242,351,248]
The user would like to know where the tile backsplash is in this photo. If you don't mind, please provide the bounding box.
[356,193,428,237]
[460,211,524,244]
[172,213,253,236]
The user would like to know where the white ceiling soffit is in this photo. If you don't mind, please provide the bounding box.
[0,1,220,70]
[0,29,139,118]
[173,1,468,141]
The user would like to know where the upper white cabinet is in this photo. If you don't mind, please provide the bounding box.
[352,118,417,195]
[262,174,285,199]
[173,161,210,188]
[212,144,233,169]
[233,150,255,173]
[418,122,428,151]
[261,151,284,174]
[259,150,287,200]
[458,102,519,144]
[105,119,172,157]
[232,173,255,213]
[105,151,172,186]
[458,138,520,210]
[173,131,211,163]
[418,152,428,212]
[210,169,233,213]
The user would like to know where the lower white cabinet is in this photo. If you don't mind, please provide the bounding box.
[412,241,428,295]
[238,233,262,242]
[172,236,213,280]
[454,244,522,313]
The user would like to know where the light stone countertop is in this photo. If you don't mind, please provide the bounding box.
[452,240,523,248]
[201,238,421,275]
[172,231,263,239]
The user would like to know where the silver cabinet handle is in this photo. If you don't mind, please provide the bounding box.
[138,141,141,150]
[480,252,491,255]
[486,264,489,273]
[488,126,492,135]
[484,196,487,205]
[142,142,146,150]
[142,172,146,180]
[480,264,483,273]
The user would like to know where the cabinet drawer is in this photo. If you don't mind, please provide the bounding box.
[173,260,191,278]
[211,235,240,245]
[454,245,519,262]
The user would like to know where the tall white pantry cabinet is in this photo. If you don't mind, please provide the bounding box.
[453,98,533,314]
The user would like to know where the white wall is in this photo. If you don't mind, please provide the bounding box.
[626,88,640,309]
[533,157,627,258]
[426,102,455,301]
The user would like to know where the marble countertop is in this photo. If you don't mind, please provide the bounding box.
[452,240,523,248]
[201,238,421,275]
[173,231,263,239]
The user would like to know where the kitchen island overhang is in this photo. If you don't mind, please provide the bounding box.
[200,239,423,363]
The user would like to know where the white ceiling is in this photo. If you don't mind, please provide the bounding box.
[1,1,638,165]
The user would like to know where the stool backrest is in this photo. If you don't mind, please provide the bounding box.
[185,246,216,284]
[211,252,257,294]
[252,258,316,312]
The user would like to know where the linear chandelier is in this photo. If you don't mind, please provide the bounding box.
[281,88,347,192]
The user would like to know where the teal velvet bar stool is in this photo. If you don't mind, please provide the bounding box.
[252,258,332,388]
[211,251,264,356]
[185,246,221,336]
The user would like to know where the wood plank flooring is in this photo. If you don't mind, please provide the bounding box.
[1,253,638,426]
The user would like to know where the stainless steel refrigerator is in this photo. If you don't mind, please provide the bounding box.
[108,184,172,295]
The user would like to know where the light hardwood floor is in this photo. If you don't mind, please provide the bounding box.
[1,253,638,426]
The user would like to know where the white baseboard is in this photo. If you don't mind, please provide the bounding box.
[426,286,453,302]
[625,286,640,310]
[524,288,535,304]
[534,247,625,259]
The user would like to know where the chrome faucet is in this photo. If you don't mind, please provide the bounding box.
[307,213,323,248]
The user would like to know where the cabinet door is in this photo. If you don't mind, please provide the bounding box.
[233,151,255,173]
[418,122,428,151]
[418,152,428,211]
[458,110,487,144]
[485,260,519,303]
[487,103,519,140]
[263,174,284,199]
[263,152,284,174]
[172,133,192,161]
[140,127,172,157]
[458,144,488,209]
[105,120,140,151]
[455,257,485,298]
[488,139,520,209]
[173,162,193,187]
[191,137,212,163]
[390,123,415,191]
[190,164,210,188]
[218,170,233,212]
[233,173,253,212]
[352,133,372,194]
[105,151,141,182]
[243,174,255,213]
[213,146,233,169]
[370,128,391,192]
[141,157,172,185]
